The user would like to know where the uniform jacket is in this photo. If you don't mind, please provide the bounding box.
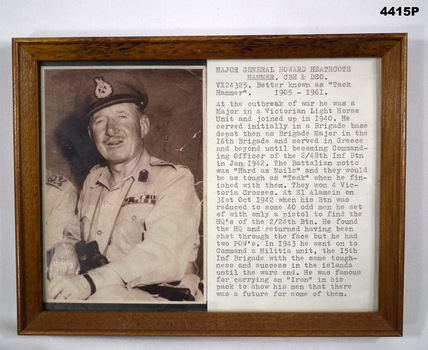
[78,149,201,288]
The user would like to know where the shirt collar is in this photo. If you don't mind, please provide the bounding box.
[94,148,151,190]
[90,148,177,190]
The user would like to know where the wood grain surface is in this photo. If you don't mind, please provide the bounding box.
[13,34,406,336]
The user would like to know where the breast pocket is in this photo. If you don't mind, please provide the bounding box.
[114,201,156,252]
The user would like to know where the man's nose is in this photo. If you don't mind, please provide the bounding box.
[106,118,119,135]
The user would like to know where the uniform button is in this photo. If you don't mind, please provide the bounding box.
[97,230,103,235]
[132,215,137,220]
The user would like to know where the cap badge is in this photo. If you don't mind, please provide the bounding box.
[94,77,113,99]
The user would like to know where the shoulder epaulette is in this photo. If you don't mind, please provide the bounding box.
[150,157,181,170]
[89,164,103,173]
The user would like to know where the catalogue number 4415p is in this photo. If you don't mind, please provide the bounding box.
[380,7,419,16]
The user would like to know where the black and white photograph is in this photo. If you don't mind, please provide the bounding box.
[41,66,205,305]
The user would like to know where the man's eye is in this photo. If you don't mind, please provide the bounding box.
[94,118,105,125]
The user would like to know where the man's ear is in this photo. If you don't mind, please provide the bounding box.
[139,114,150,138]
[88,126,93,140]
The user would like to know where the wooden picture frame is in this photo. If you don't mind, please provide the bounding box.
[13,34,406,336]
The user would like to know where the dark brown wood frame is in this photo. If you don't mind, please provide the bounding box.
[13,34,406,336]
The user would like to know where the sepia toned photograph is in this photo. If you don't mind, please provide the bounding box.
[41,65,205,306]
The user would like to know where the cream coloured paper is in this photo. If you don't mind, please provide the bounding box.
[206,58,380,312]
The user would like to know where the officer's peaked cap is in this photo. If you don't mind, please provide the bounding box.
[80,71,148,119]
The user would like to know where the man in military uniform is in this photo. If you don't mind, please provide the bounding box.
[47,71,201,301]
[45,169,80,280]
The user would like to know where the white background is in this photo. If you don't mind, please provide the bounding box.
[0,0,426,349]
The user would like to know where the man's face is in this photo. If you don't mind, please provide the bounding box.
[89,103,147,165]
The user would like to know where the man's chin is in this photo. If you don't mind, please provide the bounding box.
[106,158,127,165]
[101,153,125,164]
[100,148,143,167]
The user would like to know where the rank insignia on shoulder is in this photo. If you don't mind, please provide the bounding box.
[122,194,157,207]
[46,174,68,190]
